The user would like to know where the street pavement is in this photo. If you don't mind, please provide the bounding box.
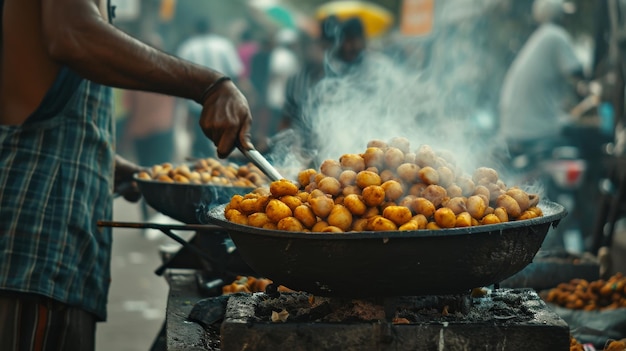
[95,198,180,351]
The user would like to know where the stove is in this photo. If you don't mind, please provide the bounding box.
[166,270,570,351]
[218,289,569,351]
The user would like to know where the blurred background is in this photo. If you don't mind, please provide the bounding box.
[101,0,626,349]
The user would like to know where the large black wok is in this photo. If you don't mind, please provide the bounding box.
[134,174,254,224]
[204,201,567,297]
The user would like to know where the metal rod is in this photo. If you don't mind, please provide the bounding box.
[97,220,223,232]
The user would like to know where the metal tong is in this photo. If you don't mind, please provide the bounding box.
[237,143,284,182]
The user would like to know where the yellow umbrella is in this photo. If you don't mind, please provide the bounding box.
[315,1,395,38]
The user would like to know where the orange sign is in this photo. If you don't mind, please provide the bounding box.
[400,0,435,36]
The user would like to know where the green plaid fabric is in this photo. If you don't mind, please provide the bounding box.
[0,79,115,321]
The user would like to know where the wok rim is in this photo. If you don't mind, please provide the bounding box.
[205,200,567,239]
[133,173,257,191]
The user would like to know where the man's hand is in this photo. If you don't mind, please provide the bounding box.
[114,155,144,202]
[199,80,253,158]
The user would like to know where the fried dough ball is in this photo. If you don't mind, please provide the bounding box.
[351,218,368,231]
[296,191,309,203]
[455,212,472,227]
[383,206,413,226]
[396,163,420,183]
[404,152,416,164]
[362,185,386,207]
[518,210,539,220]
[173,174,190,183]
[277,217,305,232]
[384,147,405,170]
[415,144,437,168]
[280,195,302,211]
[362,206,380,219]
[228,194,244,212]
[366,216,398,231]
[506,187,530,212]
[318,177,341,196]
[486,183,505,202]
[308,195,334,218]
[473,167,499,185]
[311,221,329,232]
[412,197,436,218]
[412,214,428,229]
[444,197,467,215]
[388,136,411,153]
[417,166,439,185]
[456,177,476,197]
[338,170,357,187]
[320,159,342,178]
[399,220,419,231]
[481,214,501,225]
[409,183,428,197]
[342,185,361,196]
[434,207,456,228]
[248,212,272,228]
[240,197,263,215]
[309,189,326,198]
[343,194,367,216]
[356,170,382,188]
[362,147,385,169]
[226,209,248,225]
[367,139,388,149]
[381,180,404,202]
[327,204,353,232]
[528,206,543,217]
[437,166,455,188]
[496,194,522,218]
[467,195,487,220]
[297,169,317,187]
[265,199,293,223]
[270,179,299,197]
[398,195,416,208]
[262,222,278,230]
[137,171,151,180]
[426,221,441,230]
[340,154,366,172]
[421,185,447,207]
[473,185,490,201]
[379,169,397,182]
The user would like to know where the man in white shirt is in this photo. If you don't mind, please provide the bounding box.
[499,0,584,152]
[177,18,244,158]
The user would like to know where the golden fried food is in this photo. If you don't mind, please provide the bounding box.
[381,180,404,202]
[362,185,386,207]
[367,216,398,231]
[248,212,272,228]
[224,138,543,233]
[340,154,366,172]
[383,205,413,226]
[343,194,367,216]
[270,179,299,197]
[277,217,305,232]
[318,177,342,196]
[309,195,334,218]
[355,170,382,189]
[321,226,344,233]
[327,204,353,232]
[434,207,456,228]
[265,199,293,223]
[293,205,317,229]
[412,197,436,218]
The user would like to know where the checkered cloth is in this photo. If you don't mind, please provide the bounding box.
[0,79,115,321]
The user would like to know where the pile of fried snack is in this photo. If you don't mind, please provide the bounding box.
[225,137,542,232]
[136,157,267,187]
[222,276,292,294]
[544,273,626,311]
[571,336,626,351]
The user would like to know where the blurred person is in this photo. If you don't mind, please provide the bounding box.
[177,17,244,158]
[0,1,253,350]
[498,0,586,155]
[263,29,300,151]
[237,27,259,82]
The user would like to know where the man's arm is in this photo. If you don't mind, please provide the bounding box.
[42,0,252,157]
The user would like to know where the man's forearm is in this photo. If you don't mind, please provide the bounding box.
[42,0,223,103]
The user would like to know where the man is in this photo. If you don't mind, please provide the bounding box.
[0,1,253,350]
[498,0,585,154]
[177,18,244,158]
